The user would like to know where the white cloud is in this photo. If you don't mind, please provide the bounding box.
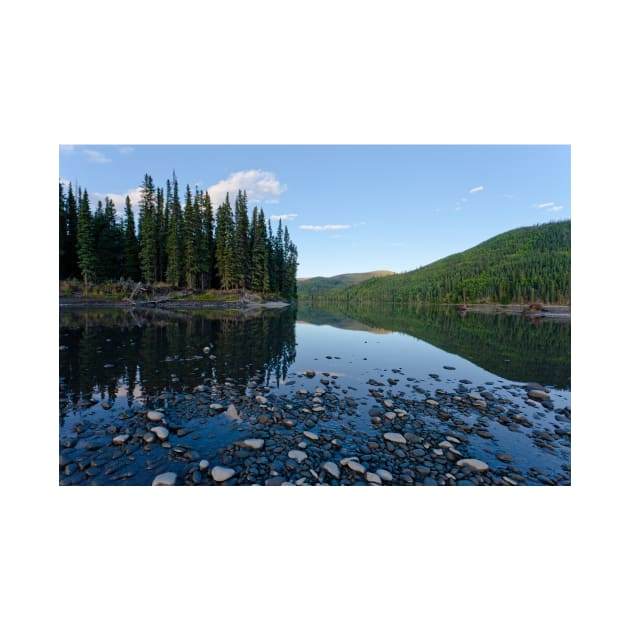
[270,213,298,221]
[548,205,564,212]
[91,187,143,216]
[82,149,112,164]
[469,185,484,193]
[299,224,351,231]
[534,201,555,209]
[207,169,286,205]
[116,146,135,154]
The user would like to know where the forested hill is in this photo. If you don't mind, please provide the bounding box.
[297,270,394,299]
[313,221,570,305]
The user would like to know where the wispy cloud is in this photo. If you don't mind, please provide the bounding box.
[82,149,112,164]
[469,185,484,194]
[116,146,135,155]
[270,213,298,221]
[300,224,351,231]
[207,169,286,205]
[534,201,555,209]
[548,205,564,212]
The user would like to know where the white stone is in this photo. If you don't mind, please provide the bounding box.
[112,434,130,445]
[199,459,210,471]
[312,406,325,413]
[225,404,241,421]
[438,440,453,450]
[383,399,394,409]
[147,410,164,421]
[376,469,393,482]
[426,399,439,407]
[150,426,169,440]
[152,472,177,486]
[340,456,359,466]
[528,389,550,400]
[456,458,489,473]
[303,431,319,441]
[288,450,308,463]
[242,438,264,450]
[312,396,323,404]
[211,466,236,482]
[210,403,225,411]
[203,346,211,354]
[256,395,267,405]
[346,460,366,474]
[384,412,396,421]
[446,435,461,444]
[384,432,407,445]
[365,472,382,484]
[322,461,340,479]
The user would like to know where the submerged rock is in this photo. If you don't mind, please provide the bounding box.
[211,466,236,482]
[456,458,489,473]
[383,432,407,445]
[152,472,177,486]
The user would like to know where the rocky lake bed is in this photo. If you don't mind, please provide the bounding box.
[59,310,571,486]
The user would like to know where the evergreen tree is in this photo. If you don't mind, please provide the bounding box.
[77,188,96,293]
[138,174,157,283]
[250,207,270,294]
[233,189,250,289]
[201,191,215,290]
[59,182,67,278]
[215,193,235,289]
[65,183,79,278]
[123,195,139,280]
[183,184,202,289]
[166,174,184,287]
[155,187,165,282]
[283,225,298,300]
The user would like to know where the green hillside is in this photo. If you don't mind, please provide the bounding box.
[297,270,394,299]
[312,221,570,305]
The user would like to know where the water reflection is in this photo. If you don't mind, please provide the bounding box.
[297,303,570,389]
[59,307,297,420]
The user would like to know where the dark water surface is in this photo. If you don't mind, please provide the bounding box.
[59,304,570,485]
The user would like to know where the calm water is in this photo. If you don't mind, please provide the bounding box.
[59,304,570,484]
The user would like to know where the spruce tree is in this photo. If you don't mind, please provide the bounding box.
[233,189,250,290]
[65,183,79,278]
[201,191,214,290]
[215,193,235,289]
[183,184,202,289]
[123,195,139,280]
[77,189,96,294]
[59,182,67,279]
[138,174,157,283]
[166,174,184,287]
[250,207,270,294]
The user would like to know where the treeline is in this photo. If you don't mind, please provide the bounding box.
[59,174,298,299]
[315,221,571,305]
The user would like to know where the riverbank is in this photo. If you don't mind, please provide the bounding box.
[457,304,571,318]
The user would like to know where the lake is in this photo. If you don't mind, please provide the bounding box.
[59,303,570,486]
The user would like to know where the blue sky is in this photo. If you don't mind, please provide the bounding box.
[59,145,570,278]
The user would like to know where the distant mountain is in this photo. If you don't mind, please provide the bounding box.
[297,270,395,299]
[313,221,570,305]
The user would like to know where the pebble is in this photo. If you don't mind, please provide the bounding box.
[147,410,164,422]
[528,389,551,401]
[211,466,236,482]
[456,458,489,473]
[256,395,268,405]
[199,460,210,471]
[242,438,265,450]
[225,404,241,420]
[112,434,130,445]
[152,472,177,486]
[303,431,319,441]
[322,462,340,479]
[365,472,382,484]
[383,432,407,445]
[288,450,308,463]
[346,460,366,474]
[376,469,393,482]
[150,426,169,441]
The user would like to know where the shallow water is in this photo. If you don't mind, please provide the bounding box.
[59,304,570,485]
